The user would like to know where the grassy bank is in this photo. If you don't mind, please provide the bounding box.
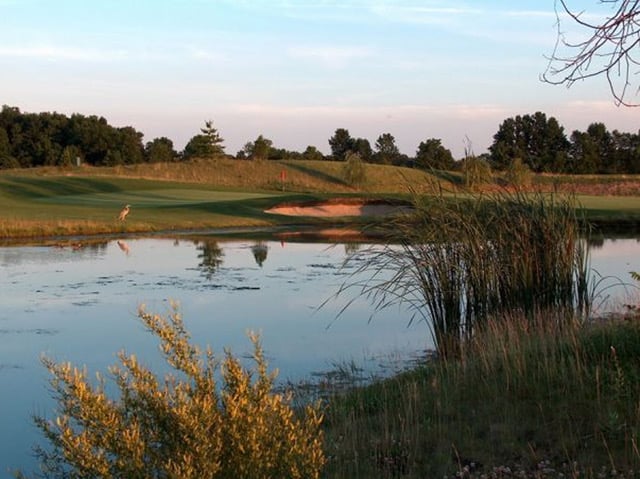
[2,161,640,239]
[318,188,639,477]
[321,316,640,478]
[0,160,438,239]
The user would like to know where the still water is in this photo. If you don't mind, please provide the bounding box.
[0,235,638,477]
[0,236,428,477]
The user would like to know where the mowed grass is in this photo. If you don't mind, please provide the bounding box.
[0,159,442,239]
[2,159,640,239]
[0,174,298,238]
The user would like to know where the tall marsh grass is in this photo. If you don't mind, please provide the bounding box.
[342,190,591,358]
[323,316,640,478]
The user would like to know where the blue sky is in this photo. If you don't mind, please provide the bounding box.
[1,0,637,157]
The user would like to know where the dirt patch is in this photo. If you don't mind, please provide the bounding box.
[265,200,413,217]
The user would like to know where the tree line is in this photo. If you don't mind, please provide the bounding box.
[1,105,639,174]
[0,105,178,169]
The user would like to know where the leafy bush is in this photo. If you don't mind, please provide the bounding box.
[26,305,325,479]
[505,157,532,188]
[342,151,367,186]
[461,155,492,189]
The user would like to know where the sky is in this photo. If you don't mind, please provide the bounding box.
[1,0,638,158]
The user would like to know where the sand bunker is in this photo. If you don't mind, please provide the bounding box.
[265,201,412,217]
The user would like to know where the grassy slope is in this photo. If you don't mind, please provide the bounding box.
[0,159,441,239]
[2,159,640,238]
[0,159,640,238]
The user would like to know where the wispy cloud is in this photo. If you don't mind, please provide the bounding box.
[287,45,372,68]
[503,10,556,18]
[369,4,483,25]
[0,44,127,62]
[188,47,227,63]
[232,102,509,119]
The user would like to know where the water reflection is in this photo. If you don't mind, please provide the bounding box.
[251,241,269,267]
[117,240,130,255]
[344,242,362,255]
[0,235,639,478]
[195,240,224,279]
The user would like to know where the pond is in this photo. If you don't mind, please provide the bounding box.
[0,236,429,477]
[0,234,639,477]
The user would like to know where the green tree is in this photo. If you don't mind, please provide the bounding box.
[184,120,225,159]
[568,123,618,174]
[352,137,373,163]
[200,119,225,155]
[586,122,616,173]
[145,137,177,163]
[183,135,213,159]
[328,128,354,161]
[27,306,325,479]
[245,134,273,161]
[374,133,400,165]
[0,106,146,168]
[612,129,640,173]
[569,130,599,174]
[59,145,82,168]
[112,126,144,165]
[302,145,324,161]
[415,138,454,170]
[489,112,570,173]
[0,126,11,154]
[0,126,18,169]
[67,114,112,166]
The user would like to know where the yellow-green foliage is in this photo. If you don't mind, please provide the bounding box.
[341,152,367,187]
[462,156,492,189]
[504,157,532,188]
[28,306,324,479]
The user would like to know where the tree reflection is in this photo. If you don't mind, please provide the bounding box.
[251,242,268,267]
[586,235,605,250]
[344,242,362,255]
[196,240,224,279]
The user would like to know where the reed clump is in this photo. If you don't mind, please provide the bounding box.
[347,189,591,359]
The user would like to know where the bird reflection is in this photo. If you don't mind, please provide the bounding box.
[117,240,130,255]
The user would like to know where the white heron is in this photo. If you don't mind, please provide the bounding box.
[118,204,131,221]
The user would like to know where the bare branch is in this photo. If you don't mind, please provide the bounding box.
[542,0,640,106]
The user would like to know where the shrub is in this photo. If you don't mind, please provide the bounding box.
[26,305,325,479]
[504,157,532,188]
[461,155,492,189]
[342,151,366,186]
